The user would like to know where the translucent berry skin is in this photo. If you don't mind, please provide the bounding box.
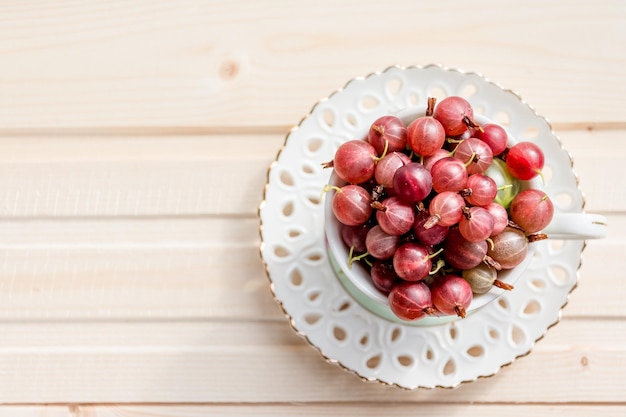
[388,281,434,321]
[433,96,475,137]
[333,140,377,184]
[370,261,400,295]
[431,157,468,193]
[407,116,446,157]
[340,223,372,254]
[474,123,508,155]
[368,115,407,155]
[423,148,452,172]
[455,138,493,175]
[464,173,498,206]
[427,191,465,227]
[365,225,400,260]
[392,162,433,204]
[484,158,520,208]
[331,185,372,226]
[484,202,509,236]
[509,189,554,233]
[487,226,528,270]
[375,196,415,236]
[393,242,432,282]
[459,206,495,243]
[506,141,545,180]
[413,210,449,246]
[431,275,473,318]
[375,152,411,190]
[462,264,498,294]
[443,227,487,270]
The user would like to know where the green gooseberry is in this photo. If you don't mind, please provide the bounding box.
[485,158,520,208]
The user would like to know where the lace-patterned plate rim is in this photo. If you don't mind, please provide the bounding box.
[257,64,586,389]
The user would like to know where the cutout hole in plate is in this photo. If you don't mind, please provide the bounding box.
[333,325,347,342]
[397,354,414,367]
[307,137,324,153]
[289,268,303,287]
[387,77,404,96]
[366,354,382,369]
[322,109,335,129]
[443,358,456,376]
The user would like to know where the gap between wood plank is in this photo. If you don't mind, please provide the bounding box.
[1,401,626,406]
[0,121,624,137]
[0,315,618,325]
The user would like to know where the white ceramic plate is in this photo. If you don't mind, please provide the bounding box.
[259,65,586,389]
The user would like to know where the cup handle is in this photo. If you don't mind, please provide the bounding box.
[542,212,608,240]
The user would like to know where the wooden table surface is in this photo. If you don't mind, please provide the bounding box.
[1,1,624,416]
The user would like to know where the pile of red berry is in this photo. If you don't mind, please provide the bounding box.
[324,96,553,321]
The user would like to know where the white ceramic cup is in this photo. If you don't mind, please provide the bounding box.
[324,106,607,326]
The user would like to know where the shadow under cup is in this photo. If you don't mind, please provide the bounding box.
[323,106,607,327]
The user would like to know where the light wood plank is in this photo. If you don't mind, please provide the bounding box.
[0,215,621,320]
[0,134,281,218]
[0,319,623,403]
[70,404,626,417]
[4,405,626,417]
[0,246,277,319]
[0,1,625,129]
[0,408,69,417]
[0,0,622,412]
[0,217,275,320]
[0,128,621,218]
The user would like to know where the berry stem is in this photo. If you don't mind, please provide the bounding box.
[483,255,502,271]
[448,139,464,155]
[536,169,545,185]
[370,200,387,211]
[463,115,482,132]
[507,220,524,232]
[463,152,477,168]
[374,140,390,162]
[429,258,445,275]
[423,214,441,229]
[348,250,370,269]
[347,246,354,268]
[429,247,444,259]
[320,184,341,201]
[321,160,334,169]
[528,233,548,242]
[493,279,514,291]
[322,184,342,194]
[371,124,385,136]
[424,306,437,315]
[426,96,437,117]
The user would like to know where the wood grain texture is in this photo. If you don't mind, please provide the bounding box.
[2,405,626,417]
[0,408,69,417]
[0,0,624,413]
[0,319,623,403]
[0,0,625,129]
[68,405,626,417]
[0,215,620,320]
[0,129,621,218]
